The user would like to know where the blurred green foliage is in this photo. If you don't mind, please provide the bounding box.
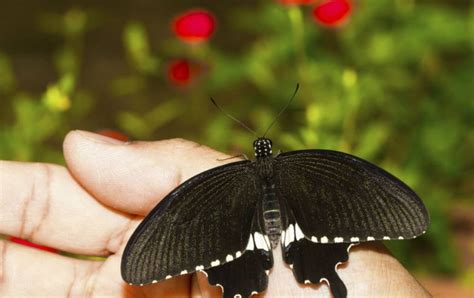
[0,0,472,279]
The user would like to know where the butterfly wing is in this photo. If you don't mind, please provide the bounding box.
[276,149,429,297]
[121,160,263,286]
[280,199,352,298]
[283,239,352,298]
[275,149,429,243]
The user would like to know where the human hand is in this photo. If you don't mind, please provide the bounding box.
[0,130,431,297]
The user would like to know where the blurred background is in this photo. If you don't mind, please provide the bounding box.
[0,0,472,296]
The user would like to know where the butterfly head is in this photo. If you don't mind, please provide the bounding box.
[253,138,273,158]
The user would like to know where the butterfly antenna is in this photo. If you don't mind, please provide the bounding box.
[263,83,299,137]
[210,98,258,137]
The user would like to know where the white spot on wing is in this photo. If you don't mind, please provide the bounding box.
[321,236,328,243]
[311,236,318,242]
[264,235,271,248]
[335,245,357,271]
[367,236,375,241]
[281,230,286,244]
[152,280,158,284]
[304,280,311,284]
[383,236,390,240]
[211,260,220,267]
[265,270,270,275]
[350,237,359,242]
[254,232,268,251]
[295,223,305,240]
[236,251,242,258]
[347,243,359,252]
[334,237,344,243]
[234,295,242,298]
[285,224,295,247]
[246,235,255,251]
[398,236,404,240]
[226,254,234,262]
[320,278,330,285]
[165,275,172,280]
[180,270,187,275]
[195,265,204,271]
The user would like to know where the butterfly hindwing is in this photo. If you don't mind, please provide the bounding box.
[283,238,352,298]
[275,149,429,243]
[280,202,352,298]
[121,160,261,285]
[205,207,273,298]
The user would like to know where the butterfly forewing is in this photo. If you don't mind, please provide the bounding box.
[121,160,261,285]
[275,150,429,243]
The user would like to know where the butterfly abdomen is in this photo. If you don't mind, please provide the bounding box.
[262,182,282,249]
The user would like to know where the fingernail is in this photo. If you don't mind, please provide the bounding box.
[75,130,127,145]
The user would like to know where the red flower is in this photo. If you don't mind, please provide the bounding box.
[168,59,205,86]
[312,0,352,27]
[9,236,58,254]
[96,129,129,142]
[172,9,216,42]
[277,0,315,5]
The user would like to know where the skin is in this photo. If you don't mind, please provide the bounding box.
[0,130,431,297]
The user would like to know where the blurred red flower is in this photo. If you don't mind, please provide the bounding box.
[168,59,190,85]
[168,59,205,86]
[96,129,129,142]
[276,0,315,5]
[312,0,352,27]
[172,9,216,42]
[9,236,58,253]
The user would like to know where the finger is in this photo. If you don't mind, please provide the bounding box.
[336,243,430,297]
[63,130,232,215]
[263,245,331,297]
[0,239,190,297]
[0,160,138,255]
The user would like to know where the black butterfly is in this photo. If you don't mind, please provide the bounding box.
[121,137,429,298]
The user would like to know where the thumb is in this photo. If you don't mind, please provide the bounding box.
[63,130,230,215]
